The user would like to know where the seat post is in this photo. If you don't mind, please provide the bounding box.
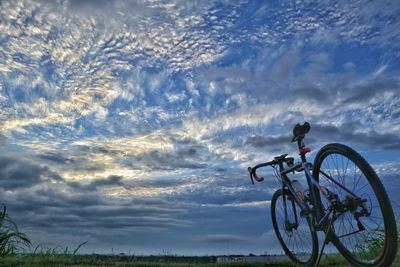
[297,139,307,162]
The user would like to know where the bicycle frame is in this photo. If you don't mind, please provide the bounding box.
[279,161,331,231]
[261,139,362,232]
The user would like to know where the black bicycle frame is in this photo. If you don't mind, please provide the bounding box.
[279,162,328,231]
[279,158,363,232]
[249,138,362,232]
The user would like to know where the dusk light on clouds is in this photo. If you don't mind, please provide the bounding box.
[0,0,399,255]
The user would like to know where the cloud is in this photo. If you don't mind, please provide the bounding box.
[291,86,330,103]
[3,178,190,238]
[89,175,124,187]
[198,234,251,244]
[39,152,75,165]
[67,175,125,192]
[128,147,208,171]
[0,134,7,143]
[245,135,291,151]
[340,77,400,105]
[311,123,400,150]
[0,0,226,137]
[0,156,62,190]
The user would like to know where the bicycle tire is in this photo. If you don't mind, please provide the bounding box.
[271,189,318,265]
[313,143,398,267]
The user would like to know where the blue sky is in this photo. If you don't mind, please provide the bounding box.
[0,0,399,255]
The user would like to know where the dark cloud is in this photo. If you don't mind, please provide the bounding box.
[288,76,399,109]
[312,123,400,150]
[91,175,123,187]
[127,145,209,171]
[3,180,189,235]
[67,175,124,191]
[0,156,62,190]
[245,135,290,151]
[341,77,399,104]
[39,152,75,164]
[39,148,106,172]
[23,204,188,230]
[6,187,106,213]
[72,145,117,156]
[198,234,251,244]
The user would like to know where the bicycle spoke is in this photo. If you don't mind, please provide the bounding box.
[314,145,396,266]
[273,190,314,263]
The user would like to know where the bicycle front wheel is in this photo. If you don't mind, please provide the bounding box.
[313,143,398,267]
[271,189,318,265]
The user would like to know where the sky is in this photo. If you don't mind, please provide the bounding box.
[0,0,399,256]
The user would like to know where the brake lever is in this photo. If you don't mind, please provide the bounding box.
[248,167,254,184]
[248,167,264,183]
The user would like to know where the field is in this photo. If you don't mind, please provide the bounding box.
[1,207,399,267]
[1,252,399,267]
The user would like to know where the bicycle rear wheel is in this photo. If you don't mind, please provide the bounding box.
[313,143,398,267]
[271,189,318,265]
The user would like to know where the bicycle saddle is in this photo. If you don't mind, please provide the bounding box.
[291,122,310,142]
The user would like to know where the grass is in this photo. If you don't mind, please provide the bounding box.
[0,254,269,267]
[0,204,31,256]
[0,245,398,267]
[0,253,355,267]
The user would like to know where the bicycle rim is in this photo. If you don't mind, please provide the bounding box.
[271,189,318,265]
[313,143,398,267]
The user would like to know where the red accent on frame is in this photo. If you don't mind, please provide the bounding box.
[300,147,311,155]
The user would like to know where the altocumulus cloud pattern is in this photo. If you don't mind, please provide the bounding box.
[0,0,399,255]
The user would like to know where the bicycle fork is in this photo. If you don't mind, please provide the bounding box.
[282,190,299,231]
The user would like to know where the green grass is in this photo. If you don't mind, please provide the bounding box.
[0,248,399,267]
[0,253,351,267]
[0,254,272,267]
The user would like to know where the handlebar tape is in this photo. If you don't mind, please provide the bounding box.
[248,167,264,183]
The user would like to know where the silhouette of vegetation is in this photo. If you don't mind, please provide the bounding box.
[0,204,31,256]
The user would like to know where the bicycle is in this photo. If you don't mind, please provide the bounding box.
[248,122,398,267]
